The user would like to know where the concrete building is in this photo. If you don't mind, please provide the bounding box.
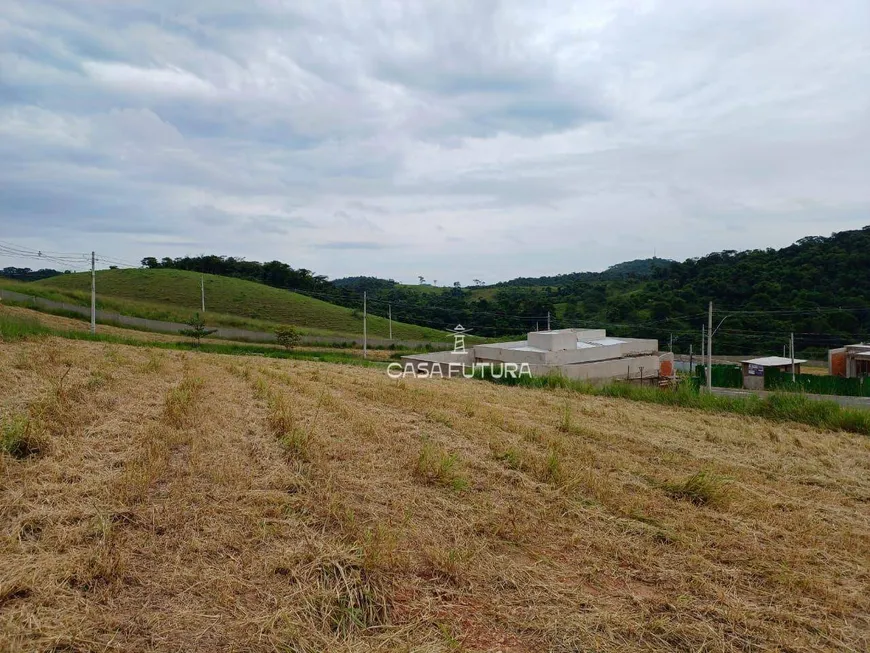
[740,356,807,390]
[828,344,870,378]
[400,328,673,382]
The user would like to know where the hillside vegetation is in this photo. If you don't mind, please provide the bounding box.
[20,269,450,342]
[331,227,870,354]
[9,227,869,350]
[1,336,867,651]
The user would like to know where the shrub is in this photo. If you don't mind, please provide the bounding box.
[275,325,301,350]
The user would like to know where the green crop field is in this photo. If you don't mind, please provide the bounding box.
[7,269,452,342]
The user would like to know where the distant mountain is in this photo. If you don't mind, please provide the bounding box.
[600,257,675,280]
[492,257,672,287]
[331,276,397,292]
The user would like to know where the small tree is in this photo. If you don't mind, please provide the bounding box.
[275,325,301,350]
[179,313,216,347]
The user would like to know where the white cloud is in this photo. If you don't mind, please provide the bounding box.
[83,61,217,97]
[1,0,868,282]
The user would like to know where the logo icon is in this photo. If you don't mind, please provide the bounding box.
[448,324,472,354]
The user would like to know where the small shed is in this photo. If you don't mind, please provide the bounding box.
[741,356,807,390]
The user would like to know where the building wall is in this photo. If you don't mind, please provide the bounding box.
[399,352,664,383]
[829,348,847,377]
[551,355,662,382]
[743,375,765,390]
[527,330,577,351]
[473,337,659,367]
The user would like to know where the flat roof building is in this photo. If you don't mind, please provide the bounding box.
[401,328,672,382]
[741,356,807,389]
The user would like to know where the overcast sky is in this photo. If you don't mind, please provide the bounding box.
[2,1,869,284]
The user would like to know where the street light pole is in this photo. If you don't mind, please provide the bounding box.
[707,302,713,392]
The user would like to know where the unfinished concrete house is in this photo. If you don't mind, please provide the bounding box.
[400,328,673,382]
[828,344,870,378]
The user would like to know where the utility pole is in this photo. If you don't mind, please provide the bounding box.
[669,333,673,353]
[363,291,367,359]
[388,304,392,340]
[700,324,705,385]
[201,276,205,313]
[701,324,705,361]
[689,344,693,375]
[791,332,796,382]
[90,251,96,335]
[707,301,713,392]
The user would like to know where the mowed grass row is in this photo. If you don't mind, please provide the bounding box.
[1,337,867,651]
[1,268,452,341]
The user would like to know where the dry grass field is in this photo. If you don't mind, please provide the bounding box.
[1,337,869,652]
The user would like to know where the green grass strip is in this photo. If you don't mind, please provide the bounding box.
[477,369,870,437]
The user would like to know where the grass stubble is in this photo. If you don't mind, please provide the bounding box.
[0,332,868,651]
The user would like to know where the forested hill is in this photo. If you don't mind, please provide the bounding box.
[492,257,673,287]
[42,225,869,355]
[624,227,870,355]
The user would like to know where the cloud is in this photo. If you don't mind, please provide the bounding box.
[0,0,868,282]
[315,241,392,251]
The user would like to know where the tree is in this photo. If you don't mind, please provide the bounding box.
[418,276,425,285]
[453,281,461,289]
[275,325,301,350]
[179,313,216,347]
[141,257,159,268]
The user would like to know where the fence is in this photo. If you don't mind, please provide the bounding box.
[694,364,743,389]
[765,368,870,397]
[0,288,440,349]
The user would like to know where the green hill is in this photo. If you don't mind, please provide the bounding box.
[21,269,450,342]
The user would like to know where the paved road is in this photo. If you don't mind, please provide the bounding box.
[711,387,870,411]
